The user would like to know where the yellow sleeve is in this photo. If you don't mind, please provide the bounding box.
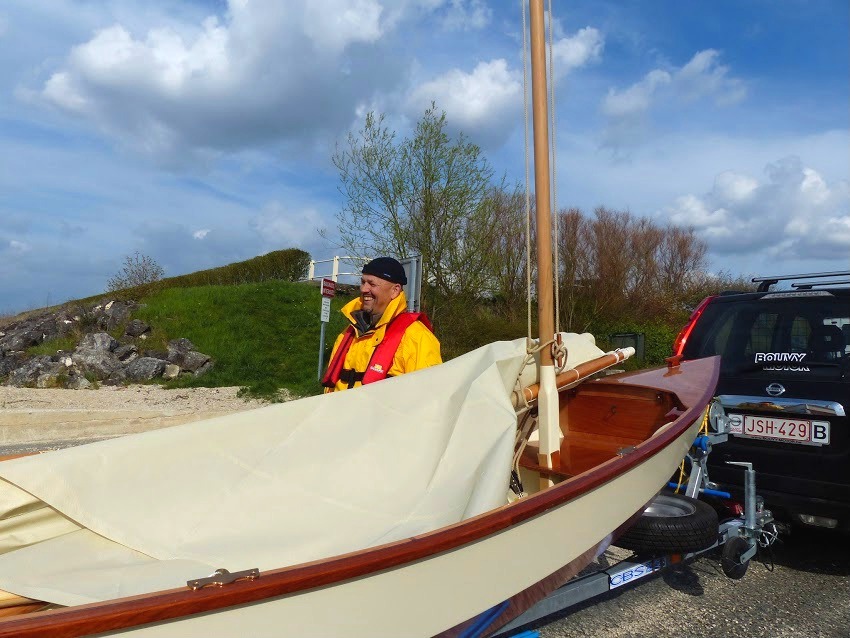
[394,321,442,375]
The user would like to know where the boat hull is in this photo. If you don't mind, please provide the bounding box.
[0,357,718,637]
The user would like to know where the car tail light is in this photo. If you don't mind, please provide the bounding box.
[672,295,717,357]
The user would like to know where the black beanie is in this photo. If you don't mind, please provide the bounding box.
[362,257,407,285]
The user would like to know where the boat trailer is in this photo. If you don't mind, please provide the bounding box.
[492,402,779,637]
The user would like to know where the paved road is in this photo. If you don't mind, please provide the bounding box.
[520,526,850,638]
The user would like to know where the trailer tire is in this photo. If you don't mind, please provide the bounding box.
[616,493,718,554]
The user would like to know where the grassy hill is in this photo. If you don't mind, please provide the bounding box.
[7,249,682,399]
[134,280,354,399]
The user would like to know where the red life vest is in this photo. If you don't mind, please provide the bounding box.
[322,312,432,389]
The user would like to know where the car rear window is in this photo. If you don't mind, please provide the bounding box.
[684,294,850,380]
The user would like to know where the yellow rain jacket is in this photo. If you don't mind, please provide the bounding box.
[323,292,442,392]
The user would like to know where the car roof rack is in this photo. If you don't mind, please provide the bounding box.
[752,271,850,292]
[791,279,850,290]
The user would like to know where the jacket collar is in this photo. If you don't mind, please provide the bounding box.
[342,292,409,336]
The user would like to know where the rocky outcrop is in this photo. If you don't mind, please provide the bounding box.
[0,300,213,389]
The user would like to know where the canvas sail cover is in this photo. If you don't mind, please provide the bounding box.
[0,338,543,606]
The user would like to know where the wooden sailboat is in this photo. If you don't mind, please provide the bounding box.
[0,2,719,636]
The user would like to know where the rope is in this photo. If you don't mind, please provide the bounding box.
[547,0,561,333]
[512,410,536,490]
[673,407,712,493]
[521,0,533,341]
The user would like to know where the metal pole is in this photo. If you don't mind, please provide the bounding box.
[317,322,326,382]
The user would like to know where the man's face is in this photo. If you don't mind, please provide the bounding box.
[360,274,401,317]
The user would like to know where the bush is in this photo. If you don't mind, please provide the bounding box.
[107,252,165,292]
[594,320,679,369]
[106,249,311,301]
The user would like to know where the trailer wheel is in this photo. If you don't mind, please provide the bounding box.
[616,493,718,554]
[720,536,751,579]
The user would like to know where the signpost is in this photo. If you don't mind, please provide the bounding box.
[317,278,336,381]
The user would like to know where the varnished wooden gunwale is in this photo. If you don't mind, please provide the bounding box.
[0,356,719,638]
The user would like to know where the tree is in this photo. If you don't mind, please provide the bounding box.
[553,207,711,329]
[488,185,532,316]
[106,252,165,292]
[332,103,500,311]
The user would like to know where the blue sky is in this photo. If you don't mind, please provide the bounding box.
[1,0,848,313]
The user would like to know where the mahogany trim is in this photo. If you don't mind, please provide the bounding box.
[0,357,719,638]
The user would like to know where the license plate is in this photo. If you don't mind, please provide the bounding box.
[727,414,830,446]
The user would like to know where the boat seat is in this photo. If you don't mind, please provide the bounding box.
[520,431,641,479]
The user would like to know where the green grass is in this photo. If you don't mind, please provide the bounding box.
[13,274,683,400]
[27,336,78,356]
[134,281,353,399]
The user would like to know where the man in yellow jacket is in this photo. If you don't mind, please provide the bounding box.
[322,257,442,392]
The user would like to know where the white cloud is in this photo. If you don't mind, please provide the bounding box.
[602,69,670,118]
[712,171,758,203]
[9,240,31,254]
[42,72,88,111]
[34,0,402,160]
[407,59,521,145]
[602,49,746,149]
[303,0,384,53]
[252,202,326,248]
[660,156,850,260]
[193,229,211,240]
[440,0,492,31]
[551,27,604,76]
[674,49,746,105]
[405,26,602,147]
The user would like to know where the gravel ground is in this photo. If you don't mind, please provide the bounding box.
[0,385,268,454]
[0,384,266,413]
[518,526,850,638]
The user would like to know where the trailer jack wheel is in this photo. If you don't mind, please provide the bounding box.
[720,536,751,579]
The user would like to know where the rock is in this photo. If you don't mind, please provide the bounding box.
[166,338,211,373]
[125,319,151,338]
[1,329,43,352]
[1,300,213,388]
[72,349,122,380]
[162,363,181,380]
[66,373,92,390]
[5,356,61,387]
[79,332,118,353]
[114,344,138,362]
[193,360,214,377]
[166,338,196,365]
[0,352,25,378]
[182,350,211,372]
[36,372,63,389]
[125,357,167,382]
[101,300,135,332]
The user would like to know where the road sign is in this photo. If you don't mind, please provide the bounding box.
[321,278,336,298]
[320,296,331,323]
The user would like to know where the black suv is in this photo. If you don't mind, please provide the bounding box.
[676,271,849,532]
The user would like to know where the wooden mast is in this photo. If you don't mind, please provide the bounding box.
[529,0,560,487]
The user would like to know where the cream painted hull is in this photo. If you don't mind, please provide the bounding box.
[105,419,699,638]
